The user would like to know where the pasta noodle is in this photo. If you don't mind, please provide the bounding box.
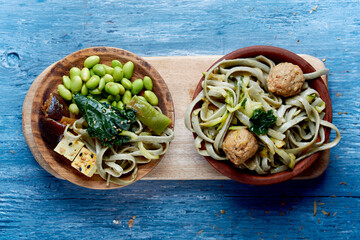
[185,56,340,174]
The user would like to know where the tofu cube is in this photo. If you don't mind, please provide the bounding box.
[71,147,97,177]
[54,137,84,161]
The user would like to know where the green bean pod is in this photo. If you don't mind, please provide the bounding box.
[123,61,134,79]
[57,84,72,101]
[84,56,100,68]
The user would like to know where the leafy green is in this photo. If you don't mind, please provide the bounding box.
[249,109,277,135]
[74,94,136,147]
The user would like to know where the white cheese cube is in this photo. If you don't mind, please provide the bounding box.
[71,147,97,177]
[54,137,84,161]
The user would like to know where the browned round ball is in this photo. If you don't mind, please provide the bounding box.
[222,128,258,166]
[266,62,304,97]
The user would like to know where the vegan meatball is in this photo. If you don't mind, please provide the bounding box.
[266,62,304,97]
[222,128,258,166]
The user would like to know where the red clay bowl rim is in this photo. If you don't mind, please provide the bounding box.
[192,45,332,185]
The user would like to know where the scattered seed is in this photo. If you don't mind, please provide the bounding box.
[322,58,326,62]
[333,211,337,217]
[220,210,225,215]
[313,201,317,216]
[336,93,341,97]
[294,12,297,15]
[197,230,203,236]
[10,150,14,154]
[340,182,348,185]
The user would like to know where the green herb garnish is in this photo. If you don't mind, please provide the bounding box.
[249,109,277,135]
[74,94,136,147]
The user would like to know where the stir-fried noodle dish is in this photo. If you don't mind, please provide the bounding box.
[185,55,340,175]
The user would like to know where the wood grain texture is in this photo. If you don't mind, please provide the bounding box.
[1,0,359,239]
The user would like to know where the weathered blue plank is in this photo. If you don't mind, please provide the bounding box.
[0,0,360,239]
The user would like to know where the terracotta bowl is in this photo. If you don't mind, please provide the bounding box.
[26,47,174,189]
[192,45,332,185]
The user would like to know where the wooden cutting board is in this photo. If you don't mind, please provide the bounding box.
[22,54,329,181]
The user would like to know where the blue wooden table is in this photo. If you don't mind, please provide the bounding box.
[1,0,359,239]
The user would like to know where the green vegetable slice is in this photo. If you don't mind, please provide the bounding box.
[249,109,277,135]
[74,94,136,147]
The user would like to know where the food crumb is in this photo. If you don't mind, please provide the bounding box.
[337,38,341,40]
[133,215,136,219]
[318,202,325,206]
[340,182,348,185]
[336,93,341,97]
[10,150,14,154]
[321,210,330,216]
[322,58,326,62]
[294,12,297,16]
[333,211,337,217]
[280,211,284,216]
[345,49,348,52]
[345,111,348,114]
[248,7,255,12]
[217,212,220,217]
[349,211,352,214]
[128,219,134,228]
[197,230,203,236]
[220,210,226,215]
[113,219,119,225]
[338,112,343,115]
[313,201,317,216]
[265,210,269,214]
[312,5,318,11]
[281,202,285,206]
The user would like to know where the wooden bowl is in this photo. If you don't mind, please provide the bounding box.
[192,46,332,185]
[23,47,174,189]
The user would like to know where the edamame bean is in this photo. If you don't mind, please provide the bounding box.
[144,90,158,106]
[63,76,71,89]
[138,95,147,102]
[80,67,90,82]
[90,68,95,76]
[117,101,124,109]
[107,95,116,102]
[115,83,125,95]
[99,99,110,105]
[81,84,88,96]
[131,78,144,95]
[84,55,100,68]
[113,66,123,82]
[69,103,79,115]
[123,61,134,79]
[70,76,82,93]
[70,67,81,79]
[143,76,153,90]
[105,82,120,96]
[103,74,114,83]
[98,77,106,91]
[58,84,72,101]
[103,64,114,75]
[115,94,121,102]
[86,75,100,90]
[111,60,123,68]
[89,88,102,95]
[112,101,117,107]
[93,64,106,77]
[121,78,132,90]
[122,90,132,104]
